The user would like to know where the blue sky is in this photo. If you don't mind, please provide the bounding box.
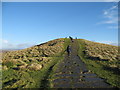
[1,2,118,49]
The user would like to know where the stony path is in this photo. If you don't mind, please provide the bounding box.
[51,40,112,88]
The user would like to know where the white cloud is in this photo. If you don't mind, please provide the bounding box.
[107,25,120,29]
[0,39,8,44]
[97,4,118,29]
[109,42,119,46]
[0,39,34,50]
[2,40,9,44]
[96,41,119,46]
[97,41,113,44]
[103,5,118,24]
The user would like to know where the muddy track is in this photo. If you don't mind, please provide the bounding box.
[51,40,112,88]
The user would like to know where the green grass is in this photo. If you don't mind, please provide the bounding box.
[77,39,120,88]
[3,59,56,88]
[3,61,13,68]
[27,57,63,88]
[48,53,66,88]
[2,56,63,88]
[3,38,119,88]
[48,38,71,88]
[2,38,70,88]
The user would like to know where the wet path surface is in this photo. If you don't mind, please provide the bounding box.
[51,40,112,88]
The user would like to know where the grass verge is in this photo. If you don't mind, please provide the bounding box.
[2,38,71,88]
[77,39,120,88]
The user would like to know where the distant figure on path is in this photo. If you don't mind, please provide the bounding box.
[69,36,73,42]
[67,45,71,55]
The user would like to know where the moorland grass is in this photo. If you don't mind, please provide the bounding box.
[78,39,120,88]
[2,38,70,88]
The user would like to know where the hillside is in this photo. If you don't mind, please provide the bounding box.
[80,39,119,61]
[1,38,119,88]
[2,38,68,88]
[78,39,119,88]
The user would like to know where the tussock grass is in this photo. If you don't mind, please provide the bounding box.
[78,39,120,88]
[82,39,118,61]
[2,38,70,88]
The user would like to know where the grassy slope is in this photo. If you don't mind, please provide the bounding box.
[38,38,71,88]
[2,38,119,88]
[78,39,120,88]
[2,38,70,88]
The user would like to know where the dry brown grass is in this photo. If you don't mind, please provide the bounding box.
[2,38,65,71]
[2,38,64,61]
[82,39,118,61]
[27,63,43,71]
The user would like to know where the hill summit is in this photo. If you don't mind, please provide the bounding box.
[1,38,119,88]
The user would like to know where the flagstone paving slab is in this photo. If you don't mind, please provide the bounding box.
[51,40,112,88]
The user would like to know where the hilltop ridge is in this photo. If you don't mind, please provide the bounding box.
[1,38,119,88]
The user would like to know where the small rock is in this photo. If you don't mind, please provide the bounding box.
[80,72,83,74]
[88,70,91,72]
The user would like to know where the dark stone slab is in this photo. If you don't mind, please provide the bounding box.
[83,73,97,77]
[84,77,103,82]
[86,81,112,88]
[51,40,112,88]
[54,83,72,88]
[72,82,87,88]
[53,78,71,84]
[54,74,79,78]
